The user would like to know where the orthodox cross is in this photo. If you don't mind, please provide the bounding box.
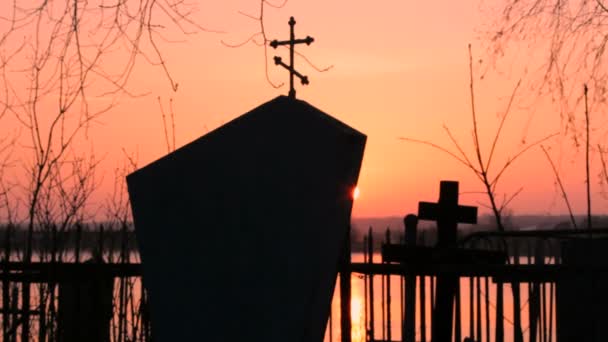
[270,16,314,99]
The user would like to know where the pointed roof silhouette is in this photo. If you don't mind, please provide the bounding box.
[127,95,366,342]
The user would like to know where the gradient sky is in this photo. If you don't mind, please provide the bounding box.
[3,0,604,219]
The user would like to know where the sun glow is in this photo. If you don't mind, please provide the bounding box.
[352,186,360,201]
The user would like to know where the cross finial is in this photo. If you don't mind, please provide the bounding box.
[269,16,314,99]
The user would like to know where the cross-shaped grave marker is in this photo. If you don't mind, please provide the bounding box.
[381,181,506,342]
[418,180,477,247]
[270,16,314,99]
[419,181,476,342]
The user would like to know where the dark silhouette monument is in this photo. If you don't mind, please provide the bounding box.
[127,96,366,341]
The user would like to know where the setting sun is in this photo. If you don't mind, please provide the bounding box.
[352,187,360,201]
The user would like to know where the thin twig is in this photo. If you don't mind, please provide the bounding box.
[598,144,608,199]
[158,96,171,154]
[443,125,479,176]
[398,137,479,174]
[540,145,578,229]
[402,45,553,234]
[487,79,522,173]
[468,44,485,175]
[170,98,176,151]
[584,84,592,230]
[490,133,559,187]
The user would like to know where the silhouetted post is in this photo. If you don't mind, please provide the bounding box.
[403,214,417,342]
[399,247,404,342]
[118,222,129,342]
[420,230,427,342]
[529,240,543,342]
[420,275,426,342]
[418,181,477,342]
[476,277,481,341]
[58,259,114,342]
[10,285,17,342]
[496,281,504,341]
[484,277,490,342]
[362,236,367,342]
[385,229,392,342]
[2,224,11,342]
[269,17,314,99]
[512,243,523,342]
[368,227,375,342]
[382,249,386,341]
[21,280,30,341]
[468,276,474,339]
[39,283,46,342]
[340,225,351,342]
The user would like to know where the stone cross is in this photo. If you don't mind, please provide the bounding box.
[418,181,477,247]
[270,16,314,99]
[418,180,477,342]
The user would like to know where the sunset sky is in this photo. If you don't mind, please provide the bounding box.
[2,0,604,219]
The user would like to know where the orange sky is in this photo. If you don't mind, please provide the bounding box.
[2,0,605,219]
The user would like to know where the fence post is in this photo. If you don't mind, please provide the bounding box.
[368,227,375,342]
[512,243,523,342]
[340,225,351,342]
[2,225,12,342]
[403,214,417,342]
[386,229,392,342]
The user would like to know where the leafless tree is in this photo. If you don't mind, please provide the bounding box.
[0,134,17,225]
[402,45,557,232]
[0,0,212,251]
[484,0,608,137]
[0,1,216,339]
[105,149,138,231]
[485,1,608,230]
[0,0,308,337]
[402,46,559,342]
[158,96,177,153]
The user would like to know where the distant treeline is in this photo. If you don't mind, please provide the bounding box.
[350,225,566,258]
[349,215,608,256]
[3,214,606,258]
[0,224,138,260]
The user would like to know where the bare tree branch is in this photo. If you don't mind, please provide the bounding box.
[485,0,608,132]
[540,145,578,229]
[398,137,480,175]
[403,45,557,232]
[221,0,331,89]
[486,79,522,173]
[0,2,235,338]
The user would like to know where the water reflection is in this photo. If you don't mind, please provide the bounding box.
[325,253,557,342]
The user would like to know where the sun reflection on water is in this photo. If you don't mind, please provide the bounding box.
[350,294,365,342]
